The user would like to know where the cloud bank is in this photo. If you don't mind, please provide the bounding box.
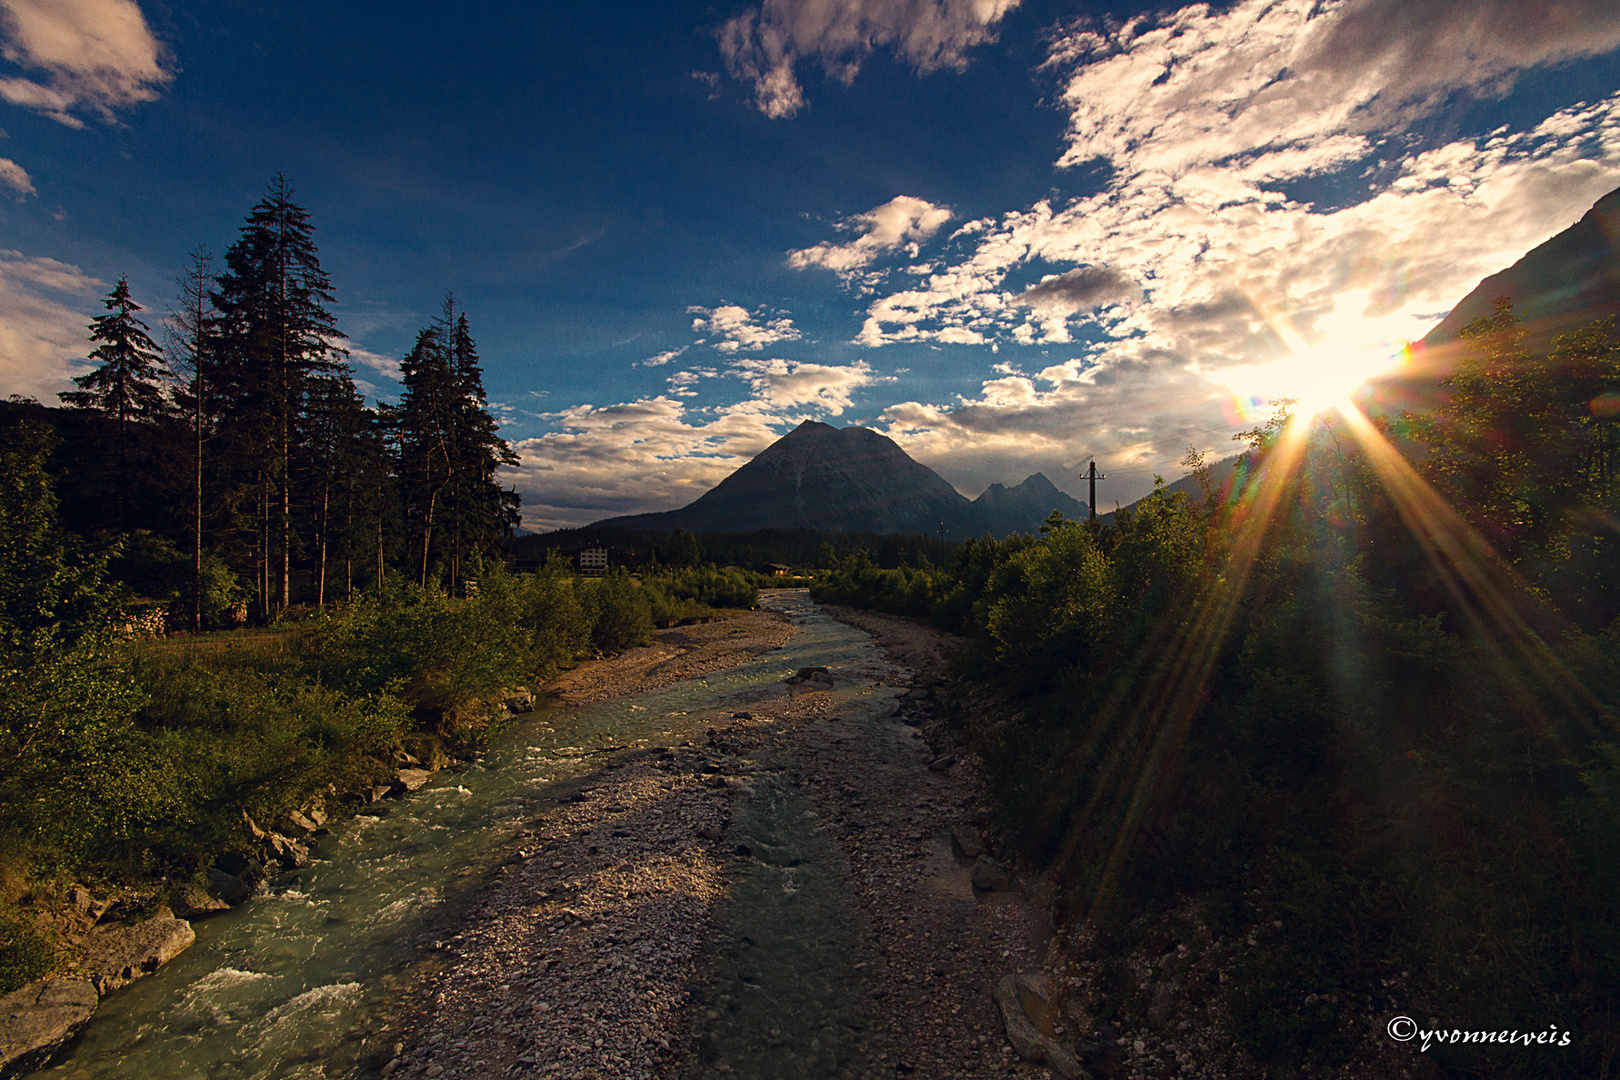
[718,0,1020,118]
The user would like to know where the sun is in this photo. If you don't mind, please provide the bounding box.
[1216,290,1422,419]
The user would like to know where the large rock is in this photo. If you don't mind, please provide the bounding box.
[972,854,1011,891]
[394,769,433,793]
[0,977,96,1075]
[503,687,535,713]
[206,867,253,906]
[80,915,195,995]
[993,974,1088,1079]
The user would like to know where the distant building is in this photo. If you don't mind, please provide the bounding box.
[577,546,609,575]
[766,563,792,577]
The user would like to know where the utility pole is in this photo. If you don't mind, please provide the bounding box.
[1088,460,1106,524]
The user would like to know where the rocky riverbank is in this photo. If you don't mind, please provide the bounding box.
[378,594,1068,1080]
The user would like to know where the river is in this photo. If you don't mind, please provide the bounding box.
[31,591,908,1080]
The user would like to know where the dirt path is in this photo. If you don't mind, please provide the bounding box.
[380,595,1062,1080]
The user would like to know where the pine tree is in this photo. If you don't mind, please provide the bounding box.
[393,324,455,587]
[59,275,169,528]
[442,300,519,589]
[166,248,217,632]
[392,299,519,591]
[212,175,348,616]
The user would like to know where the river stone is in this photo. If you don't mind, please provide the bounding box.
[504,687,535,713]
[265,832,310,868]
[993,974,1088,1079]
[286,809,320,833]
[395,769,432,792]
[972,854,1011,891]
[81,915,196,995]
[0,977,96,1074]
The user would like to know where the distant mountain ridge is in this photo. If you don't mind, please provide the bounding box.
[592,420,1087,537]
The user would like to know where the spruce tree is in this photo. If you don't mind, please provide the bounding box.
[212,175,348,615]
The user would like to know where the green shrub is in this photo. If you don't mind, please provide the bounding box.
[581,569,652,653]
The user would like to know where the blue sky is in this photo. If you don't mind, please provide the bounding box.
[4,0,1620,529]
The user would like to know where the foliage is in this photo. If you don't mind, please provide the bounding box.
[579,568,653,654]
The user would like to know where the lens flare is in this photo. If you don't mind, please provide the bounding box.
[1214,289,1423,417]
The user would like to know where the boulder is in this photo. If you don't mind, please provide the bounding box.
[265,832,310,869]
[80,915,195,995]
[993,974,1089,1079]
[393,769,432,793]
[286,809,320,834]
[400,734,450,772]
[971,854,1011,892]
[950,826,984,860]
[213,851,265,887]
[0,978,96,1075]
[206,867,253,907]
[168,879,229,918]
[503,687,535,713]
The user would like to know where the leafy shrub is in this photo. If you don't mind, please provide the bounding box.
[580,569,652,654]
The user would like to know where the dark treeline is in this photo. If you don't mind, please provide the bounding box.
[815,301,1620,1076]
[10,174,518,629]
[513,525,951,573]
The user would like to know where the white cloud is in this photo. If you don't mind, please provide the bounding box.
[844,0,1620,362]
[0,0,171,127]
[717,0,1020,118]
[688,304,801,353]
[788,195,953,276]
[0,153,31,197]
[347,345,401,382]
[730,356,884,414]
[641,346,687,367]
[0,248,103,401]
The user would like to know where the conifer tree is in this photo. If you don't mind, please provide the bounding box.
[166,248,217,632]
[59,275,169,432]
[212,175,348,615]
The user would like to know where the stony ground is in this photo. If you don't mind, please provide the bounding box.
[380,597,1063,1080]
[546,612,795,704]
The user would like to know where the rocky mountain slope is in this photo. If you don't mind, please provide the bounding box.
[593,420,1086,537]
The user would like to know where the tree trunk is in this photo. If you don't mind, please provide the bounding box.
[316,481,329,608]
[376,514,384,592]
[191,374,203,634]
[420,486,439,589]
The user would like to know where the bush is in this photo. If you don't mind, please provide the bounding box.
[581,569,652,654]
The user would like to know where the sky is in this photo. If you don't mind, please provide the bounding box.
[3,0,1620,530]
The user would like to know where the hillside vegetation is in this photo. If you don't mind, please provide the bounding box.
[814,302,1620,1076]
